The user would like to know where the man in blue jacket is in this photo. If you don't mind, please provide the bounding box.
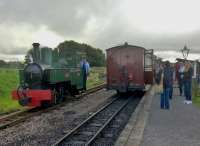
[81,59,90,90]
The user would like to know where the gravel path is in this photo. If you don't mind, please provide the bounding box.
[0,89,115,146]
[140,89,200,146]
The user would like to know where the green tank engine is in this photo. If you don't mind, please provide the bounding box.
[12,43,86,107]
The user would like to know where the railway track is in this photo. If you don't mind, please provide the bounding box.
[53,93,141,146]
[0,84,106,130]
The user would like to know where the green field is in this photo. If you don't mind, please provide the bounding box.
[0,69,22,114]
[87,67,106,89]
[0,67,105,114]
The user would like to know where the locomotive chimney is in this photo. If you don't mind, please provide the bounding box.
[32,43,40,48]
[124,42,128,47]
[32,43,41,63]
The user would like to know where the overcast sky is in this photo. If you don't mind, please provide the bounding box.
[0,0,200,62]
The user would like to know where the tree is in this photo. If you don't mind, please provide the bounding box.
[57,40,105,66]
[24,40,106,67]
[0,60,7,67]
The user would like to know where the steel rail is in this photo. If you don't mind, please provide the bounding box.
[85,97,132,146]
[52,96,119,146]
[0,108,33,122]
[0,84,106,130]
[53,96,132,146]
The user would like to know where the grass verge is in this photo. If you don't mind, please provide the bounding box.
[192,79,200,107]
[0,67,106,114]
[87,67,106,89]
[0,69,22,114]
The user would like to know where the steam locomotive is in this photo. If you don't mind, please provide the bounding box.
[12,43,86,107]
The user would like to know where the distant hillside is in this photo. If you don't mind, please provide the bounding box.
[0,60,23,69]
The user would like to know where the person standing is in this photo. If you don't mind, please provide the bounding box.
[81,59,90,90]
[178,62,185,96]
[183,61,193,104]
[161,61,173,109]
[154,63,163,95]
[169,63,175,99]
[155,63,163,85]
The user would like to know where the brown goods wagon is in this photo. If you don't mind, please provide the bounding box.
[106,43,154,92]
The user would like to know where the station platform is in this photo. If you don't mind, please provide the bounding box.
[115,86,200,146]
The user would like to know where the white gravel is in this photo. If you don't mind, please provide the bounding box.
[0,89,116,146]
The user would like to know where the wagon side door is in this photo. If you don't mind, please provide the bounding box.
[144,49,154,84]
[119,47,144,86]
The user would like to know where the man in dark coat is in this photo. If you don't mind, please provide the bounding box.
[161,61,173,109]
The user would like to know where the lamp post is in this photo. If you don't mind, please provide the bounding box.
[181,45,190,60]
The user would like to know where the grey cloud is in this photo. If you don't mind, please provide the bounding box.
[0,0,116,37]
[93,24,200,54]
[0,0,200,60]
[0,0,118,56]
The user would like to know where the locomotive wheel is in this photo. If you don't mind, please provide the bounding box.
[70,85,79,96]
[53,89,59,104]
[18,97,31,106]
[41,100,51,108]
[59,86,65,102]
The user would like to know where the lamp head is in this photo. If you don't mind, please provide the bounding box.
[181,45,190,60]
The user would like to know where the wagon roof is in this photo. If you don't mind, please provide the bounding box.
[107,43,146,51]
[176,58,198,63]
